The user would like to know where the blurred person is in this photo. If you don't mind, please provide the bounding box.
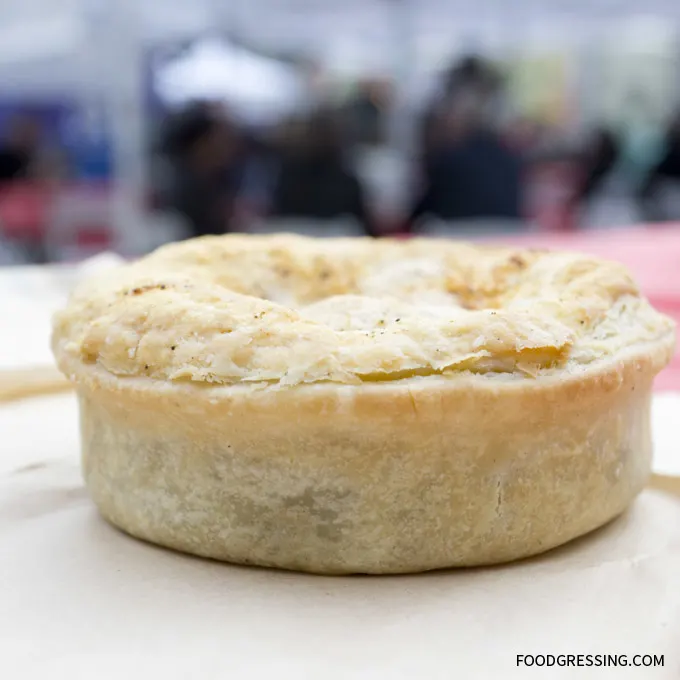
[576,127,621,204]
[407,95,523,228]
[235,125,281,219]
[0,114,42,182]
[442,55,500,98]
[270,110,377,236]
[436,55,504,129]
[638,113,680,222]
[620,91,664,189]
[0,115,61,264]
[161,102,244,238]
[344,78,393,147]
[416,55,506,176]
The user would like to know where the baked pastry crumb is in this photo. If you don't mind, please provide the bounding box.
[53,234,673,387]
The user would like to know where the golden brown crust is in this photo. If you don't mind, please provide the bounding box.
[52,234,674,387]
[70,337,672,573]
[51,234,677,573]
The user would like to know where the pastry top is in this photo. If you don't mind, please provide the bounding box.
[52,234,675,387]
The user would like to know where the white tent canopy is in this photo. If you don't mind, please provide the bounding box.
[153,39,304,124]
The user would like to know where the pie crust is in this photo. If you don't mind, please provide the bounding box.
[52,235,676,573]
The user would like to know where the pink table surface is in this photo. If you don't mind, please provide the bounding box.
[491,226,680,391]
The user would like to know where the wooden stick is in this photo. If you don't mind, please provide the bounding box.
[649,474,680,498]
[0,367,72,404]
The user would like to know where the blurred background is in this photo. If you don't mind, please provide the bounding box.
[3,0,680,261]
